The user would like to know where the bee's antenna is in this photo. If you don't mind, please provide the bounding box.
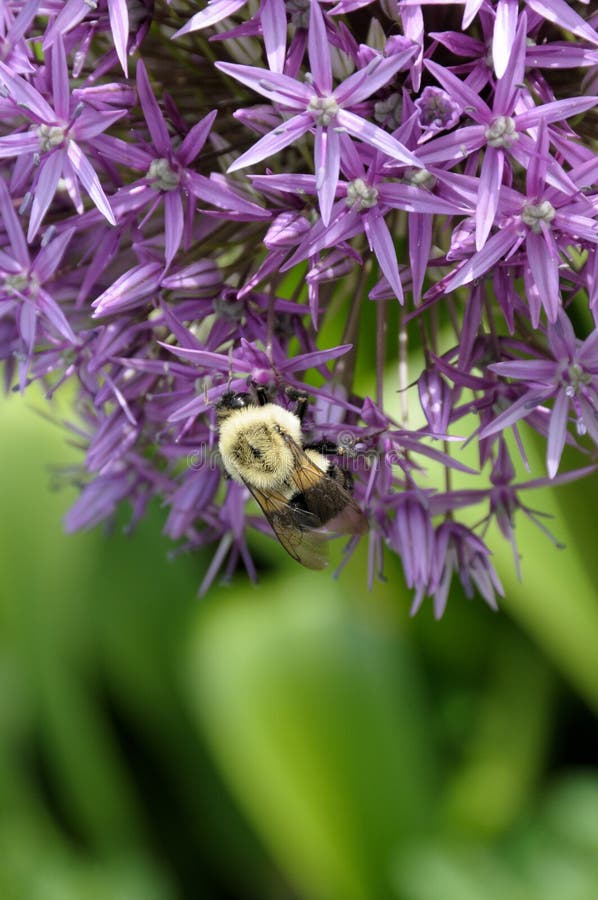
[226,347,233,392]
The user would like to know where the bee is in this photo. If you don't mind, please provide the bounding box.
[216,385,368,569]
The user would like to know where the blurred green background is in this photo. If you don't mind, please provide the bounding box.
[1,388,598,900]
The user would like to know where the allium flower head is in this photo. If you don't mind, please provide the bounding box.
[1,0,598,614]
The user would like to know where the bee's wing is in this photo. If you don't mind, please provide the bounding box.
[324,500,369,537]
[243,481,330,570]
[281,434,369,536]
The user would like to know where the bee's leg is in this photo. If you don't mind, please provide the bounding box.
[294,394,309,422]
[304,438,341,455]
[255,386,269,406]
[285,386,309,422]
[246,378,270,406]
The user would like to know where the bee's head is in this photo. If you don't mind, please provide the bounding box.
[216,391,254,422]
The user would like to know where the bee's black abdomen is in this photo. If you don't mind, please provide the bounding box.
[328,463,354,494]
[303,472,351,525]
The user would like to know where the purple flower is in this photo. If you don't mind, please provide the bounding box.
[0,178,77,388]
[481,313,598,477]
[424,521,504,619]
[0,33,121,239]
[91,60,269,266]
[250,134,471,301]
[215,1,421,224]
[437,119,598,323]
[415,86,460,136]
[1,0,597,613]
[419,17,598,251]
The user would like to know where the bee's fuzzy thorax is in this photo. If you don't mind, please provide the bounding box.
[218,402,303,489]
[304,448,330,474]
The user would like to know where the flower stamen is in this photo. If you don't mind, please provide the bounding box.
[521,199,556,233]
[37,124,67,151]
[148,158,180,191]
[308,95,339,126]
[484,116,519,148]
[346,178,379,210]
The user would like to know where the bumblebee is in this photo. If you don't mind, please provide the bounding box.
[216,386,368,569]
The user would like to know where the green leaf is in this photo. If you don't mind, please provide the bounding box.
[187,575,435,900]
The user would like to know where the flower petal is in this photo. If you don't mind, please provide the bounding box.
[215,61,312,107]
[226,114,310,172]
[526,229,560,322]
[364,209,403,302]
[38,287,78,342]
[490,360,558,381]
[93,261,164,316]
[66,141,116,225]
[445,222,522,291]
[137,59,170,155]
[526,0,598,46]
[492,0,518,80]
[27,151,64,241]
[315,126,340,225]
[479,389,553,439]
[476,146,503,250]
[494,10,526,110]
[164,189,184,266]
[107,0,130,75]
[409,212,432,303]
[0,60,55,120]
[279,344,352,372]
[380,182,470,215]
[0,132,40,158]
[178,110,218,166]
[261,0,287,73]
[546,389,569,478]
[186,171,269,217]
[335,49,416,106]
[307,0,332,93]
[516,96,598,130]
[335,109,421,168]
[0,177,28,265]
[50,33,70,120]
[33,227,76,282]
[173,0,247,36]
[578,395,598,447]
[424,58,490,121]
[417,126,485,165]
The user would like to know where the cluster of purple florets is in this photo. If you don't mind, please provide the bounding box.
[1,0,598,613]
